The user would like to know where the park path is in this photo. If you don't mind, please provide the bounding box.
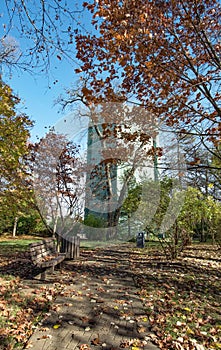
[26,245,160,350]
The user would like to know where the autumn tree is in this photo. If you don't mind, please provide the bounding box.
[2,0,220,242]
[30,131,85,237]
[0,79,34,236]
[74,0,220,153]
[2,1,220,149]
[59,87,160,240]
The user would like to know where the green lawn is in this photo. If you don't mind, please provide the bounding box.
[0,237,42,254]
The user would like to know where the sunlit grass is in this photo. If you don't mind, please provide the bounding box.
[0,237,42,254]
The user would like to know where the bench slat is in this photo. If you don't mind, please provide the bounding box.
[29,238,66,279]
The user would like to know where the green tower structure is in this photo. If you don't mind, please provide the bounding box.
[84,121,118,230]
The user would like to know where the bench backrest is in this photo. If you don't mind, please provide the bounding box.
[29,238,57,264]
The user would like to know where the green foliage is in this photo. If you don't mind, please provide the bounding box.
[177,188,221,243]
[83,214,107,240]
[84,214,106,229]
[121,184,142,217]
[160,186,221,257]
[124,176,221,258]
[0,80,32,180]
[131,177,173,233]
[0,79,34,235]
[16,213,45,235]
[0,210,47,236]
[149,177,173,230]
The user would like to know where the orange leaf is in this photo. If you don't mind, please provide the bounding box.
[91,336,101,345]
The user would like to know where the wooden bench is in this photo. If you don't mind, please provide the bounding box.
[58,235,80,260]
[29,238,66,280]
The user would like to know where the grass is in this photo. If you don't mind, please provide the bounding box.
[0,236,43,255]
[80,239,127,249]
[0,236,126,252]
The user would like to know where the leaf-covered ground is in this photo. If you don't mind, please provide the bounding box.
[0,273,66,350]
[0,240,220,350]
[131,245,221,349]
[0,238,66,350]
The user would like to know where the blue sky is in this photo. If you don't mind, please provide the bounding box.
[0,0,92,142]
[5,58,77,141]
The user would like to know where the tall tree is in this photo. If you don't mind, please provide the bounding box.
[75,0,220,148]
[30,131,84,237]
[0,79,33,235]
[59,87,160,240]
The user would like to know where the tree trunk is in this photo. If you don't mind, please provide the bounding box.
[174,221,179,246]
[201,217,206,242]
[128,215,131,239]
[53,212,58,238]
[106,208,121,240]
[12,216,18,238]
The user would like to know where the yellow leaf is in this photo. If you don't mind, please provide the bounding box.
[186,327,194,335]
[183,307,191,312]
[53,324,61,329]
[114,306,119,310]
[132,347,140,350]
[142,317,148,322]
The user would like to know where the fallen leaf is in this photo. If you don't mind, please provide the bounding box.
[25,342,33,349]
[39,327,49,332]
[79,344,91,350]
[137,326,146,333]
[183,307,191,312]
[91,336,101,345]
[37,334,52,340]
[120,341,130,348]
[53,324,61,329]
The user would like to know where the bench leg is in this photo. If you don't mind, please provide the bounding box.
[40,267,54,280]
[41,270,46,280]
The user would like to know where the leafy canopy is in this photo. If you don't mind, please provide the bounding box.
[76,0,221,145]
